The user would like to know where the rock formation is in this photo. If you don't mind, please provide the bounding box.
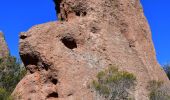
[13,0,170,100]
[0,32,9,58]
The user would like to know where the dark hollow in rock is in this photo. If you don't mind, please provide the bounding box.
[82,12,87,16]
[75,11,81,16]
[51,78,58,85]
[42,62,50,71]
[61,36,77,49]
[75,11,87,17]
[47,92,59,98]
[20,35,27,39]
[21,53,39,66]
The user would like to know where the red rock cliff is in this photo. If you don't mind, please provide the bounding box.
[13,0,169,100]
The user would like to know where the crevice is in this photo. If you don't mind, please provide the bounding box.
[67,93,73,96]
[53,0,67,21]
[47,92,59,98]
[61,36,77,49]
[42,62,50,71]
[129,40,136,48]
[53,0,62,15]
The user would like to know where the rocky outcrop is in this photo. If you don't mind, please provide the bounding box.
[13,0,169,100]
[0,32,9,58]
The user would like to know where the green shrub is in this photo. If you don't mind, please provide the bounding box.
[91,65,136,100]
[148,80,170,100]
[0,56,26,99]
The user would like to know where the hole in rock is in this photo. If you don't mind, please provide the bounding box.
[47,92,59,98]
[60,17,65,21]
[51,78,58,85]
[42,62,50,71]
[21,54,39,66]
[20,35,27,39]
[75,12,81,16]
[61,36,77,49]
[82,12,87,16]
[75,11,87,17]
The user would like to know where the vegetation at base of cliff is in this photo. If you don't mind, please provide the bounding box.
[0,55,26,100]
[148,80,170,100]
[0,88,13,100]
[163,63,170,80]
[91,65,136,100]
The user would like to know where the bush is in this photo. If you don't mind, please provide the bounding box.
[0,56,26,99]
[91,65,136,100]
[148,80,170,100]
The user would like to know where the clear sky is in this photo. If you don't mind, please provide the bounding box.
[0,0,170,65]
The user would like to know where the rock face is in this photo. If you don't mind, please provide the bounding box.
[0,32,9,58]
[13,0,169,100]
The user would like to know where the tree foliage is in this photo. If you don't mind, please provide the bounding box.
[0,56,26,99]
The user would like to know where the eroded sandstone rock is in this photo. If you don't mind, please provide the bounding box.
[13,0,169,100]
[0,32,9,58]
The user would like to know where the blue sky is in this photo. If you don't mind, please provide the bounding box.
[0,0,170,65]
[141,0,170,65]
[0,0,56,58]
